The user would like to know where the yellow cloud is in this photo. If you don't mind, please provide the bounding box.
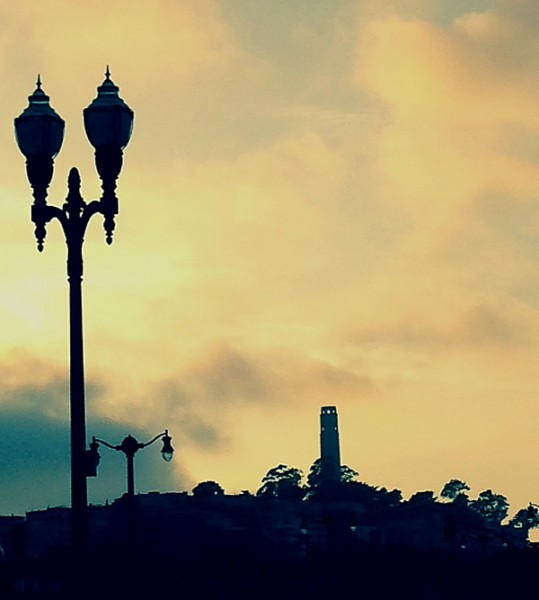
[6,0,539,509]
[13,0,240,86]
[356,10,539,260]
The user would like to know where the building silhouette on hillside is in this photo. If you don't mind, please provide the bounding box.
[320,406,341,483]
[0,404,536,597]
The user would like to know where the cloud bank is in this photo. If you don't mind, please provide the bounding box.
[1,1,539,513]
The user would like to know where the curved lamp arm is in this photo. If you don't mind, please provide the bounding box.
[141,430,169,448]
[91,430,174,462]
[92,435,120,451]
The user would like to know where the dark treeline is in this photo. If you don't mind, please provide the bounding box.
[3,459,539,598]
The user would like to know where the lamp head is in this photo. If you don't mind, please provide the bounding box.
[83,67,134,152]
[14,76,65,160]
[161,430,174,463]
[86,438,101,478]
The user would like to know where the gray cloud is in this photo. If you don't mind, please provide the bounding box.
[156,379,229,450]
[0,407,184,515]
[461,305,525,347]
[181,345,375,404]
[351,303,529,354]
[498,1,539,31]
[0,353,187,514]
[0,344,367,511]
[155,344,375,428]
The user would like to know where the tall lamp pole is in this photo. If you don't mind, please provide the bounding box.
[14,70,134,559]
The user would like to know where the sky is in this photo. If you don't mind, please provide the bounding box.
[1,0,539,519]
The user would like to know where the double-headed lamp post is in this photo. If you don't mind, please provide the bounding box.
[90,431,174,498]
[89,431,173,571]
[14,69,134,559]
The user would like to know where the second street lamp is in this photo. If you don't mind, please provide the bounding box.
[89,431,173,582]
[14,69,134,562]
[90,430,174,497]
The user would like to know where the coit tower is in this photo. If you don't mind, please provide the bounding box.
[320,406,341,482]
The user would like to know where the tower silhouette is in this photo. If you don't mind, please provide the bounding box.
[320,406,341,483]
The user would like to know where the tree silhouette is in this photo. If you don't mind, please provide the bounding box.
[376,486,403,509]
[470,489,509,524]
[341,464,360,483]
[257,464,304,500]
[509,503,539,533]
[406,490,437,509]
[440,479,470,502]
[306,458,359,492]
[192,480,225,500]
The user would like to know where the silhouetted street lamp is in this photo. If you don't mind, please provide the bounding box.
[90,430,174,497]
[89,430,173,576]
[14,69,134,563]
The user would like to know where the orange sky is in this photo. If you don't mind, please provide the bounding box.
[1,0,539,518]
